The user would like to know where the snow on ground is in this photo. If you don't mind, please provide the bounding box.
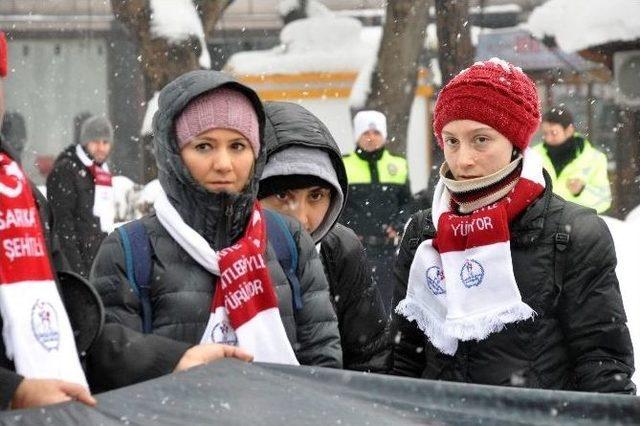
[626,205,640,225]
[527,0,640,52]
[601,215,640,384]
[149,0,211,68]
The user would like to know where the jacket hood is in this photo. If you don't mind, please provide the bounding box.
[152,70,266,249]
[261,101,348,242]
[54,144,82,167]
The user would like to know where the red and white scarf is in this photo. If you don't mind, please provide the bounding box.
[0,153,88,387]
[75,144,114,233]
[154,190,298,365]
[396,149,544,355]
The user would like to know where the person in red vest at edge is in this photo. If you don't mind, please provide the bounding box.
[0,32,98,409]
[390,58,635,393]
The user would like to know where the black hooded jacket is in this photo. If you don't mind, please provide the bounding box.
[390,175,635,394]
[87,71,341,392]
[46,144,106,278]
[262,101,390,372]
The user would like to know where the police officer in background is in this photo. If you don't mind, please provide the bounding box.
[534,105,612,213]
[341,110,411,313]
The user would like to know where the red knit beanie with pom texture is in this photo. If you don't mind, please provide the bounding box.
[433,58,540,151]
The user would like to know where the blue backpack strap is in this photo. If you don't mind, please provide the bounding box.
[117,221,153,333]
[264,210,303,311]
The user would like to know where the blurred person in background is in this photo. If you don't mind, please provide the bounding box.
[534,105,611,213]
[47,114,115,278]
[341,110,412,313]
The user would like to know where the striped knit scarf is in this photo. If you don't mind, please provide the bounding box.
[396,149,544,355]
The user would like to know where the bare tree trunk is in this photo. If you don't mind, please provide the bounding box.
[427,0,475,190]
[111,0,232,182]
[364,0,429,155]
[282,0,308,24]
[195,0,233,40]
[435,0,474,87]
[111,0,232,98]
[615,109,640,217]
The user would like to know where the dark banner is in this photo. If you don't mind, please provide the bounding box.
[1,360,638,425]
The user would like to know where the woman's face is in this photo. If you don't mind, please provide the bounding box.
[441,120,514,180]
[260,186,332,234]
[180,128,255,194]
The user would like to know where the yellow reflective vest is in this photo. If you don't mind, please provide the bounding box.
[342,149,408,184]
[533,138,611,213]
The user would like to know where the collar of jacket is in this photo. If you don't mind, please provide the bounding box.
[509,170,554,248]
[152,70,266,250]
[355,146,385,162]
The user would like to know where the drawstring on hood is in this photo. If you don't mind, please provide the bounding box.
[152,70,266,250]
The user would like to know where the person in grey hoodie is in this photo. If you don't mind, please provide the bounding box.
[87,71,341,392]
[258,101,390,373]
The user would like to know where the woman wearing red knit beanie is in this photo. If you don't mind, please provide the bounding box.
[390,58,635,394]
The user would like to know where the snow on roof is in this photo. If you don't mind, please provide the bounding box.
[225,16,375,76]
[277,0,331,18]
[470,4,522,14]
[150,0,211,68]
[527,0,640,52]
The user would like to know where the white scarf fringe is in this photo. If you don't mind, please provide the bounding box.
[396,149,543,355]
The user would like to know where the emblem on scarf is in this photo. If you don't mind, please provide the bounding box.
[212,319,238,346]
[460,259,484,288]
[31,300,60,351]
[426,266,445,295]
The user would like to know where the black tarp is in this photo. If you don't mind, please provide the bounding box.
[1,360,638,425]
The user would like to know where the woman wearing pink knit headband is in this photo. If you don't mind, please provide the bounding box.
[390,58,635,393]
[86,70,341,391]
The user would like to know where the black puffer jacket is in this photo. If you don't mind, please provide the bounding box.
[262,101,390,372]
[390,176,636,394]
[87,71,341,392]
[47,144,106,277]
[320,224,390,372]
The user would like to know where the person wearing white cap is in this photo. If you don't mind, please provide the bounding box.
[341,110,411,314]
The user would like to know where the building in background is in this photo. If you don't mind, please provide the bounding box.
[1,0,625,195]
